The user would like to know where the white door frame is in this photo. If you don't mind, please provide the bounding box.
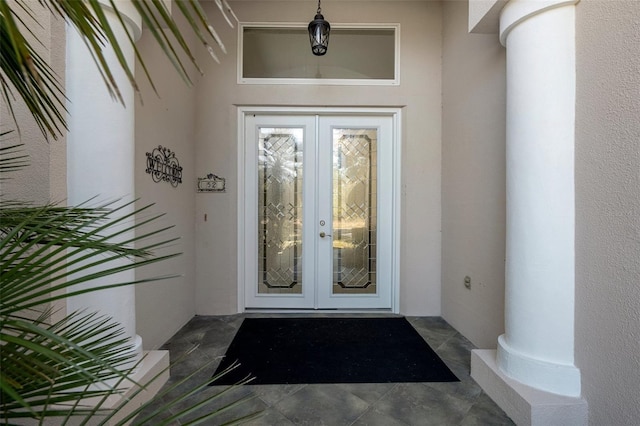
[237,106,402,313]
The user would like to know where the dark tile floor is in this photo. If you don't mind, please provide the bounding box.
[138,314,514,425]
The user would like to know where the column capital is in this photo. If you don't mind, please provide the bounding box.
[98,0,143,41]
[469,0,507,34]
[500,0,579,46]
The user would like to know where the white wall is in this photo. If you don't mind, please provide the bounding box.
[134,14,199,349]
[441,0,506,348]
[575,1,640,424]
[193,0,443,315]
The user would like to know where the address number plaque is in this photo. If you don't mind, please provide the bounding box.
[197,173,226,193]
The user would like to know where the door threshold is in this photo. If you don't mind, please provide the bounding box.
[243,308,396,315]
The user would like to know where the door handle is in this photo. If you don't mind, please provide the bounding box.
[319,232,332,238]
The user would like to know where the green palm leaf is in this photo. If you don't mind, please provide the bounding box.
[0,193,260,423]
[0,313,134,418]
[0,1,259,423]
[1,0,237,141]
[0,136,29,177]
[0,198,180,420]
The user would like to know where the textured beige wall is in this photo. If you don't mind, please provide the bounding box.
[49,16,67,205]
[134,13,199,349]
[0,6,66,205]
[0,4,66,323]
[575,1,640,424]
[441,0,506,348]
[193,0,443,315]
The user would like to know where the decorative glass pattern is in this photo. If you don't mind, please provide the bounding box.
[332,129,377,294]
[258,129,304,294]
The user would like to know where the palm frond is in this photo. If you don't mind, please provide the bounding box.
[0,152,260,426]
[0,200,180,315]
[1,0,237,140]
[0,1,67,140]
[118,356,260,426]
[0,1,258,423]
[0,311,135,420]
[0,198,182,420]
[0,139,29,177]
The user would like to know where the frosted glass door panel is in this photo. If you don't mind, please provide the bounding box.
[332,129,377,295]
[316,115,393,309]
[258,128,304,294]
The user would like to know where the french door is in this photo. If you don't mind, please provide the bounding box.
[241,111,398,310]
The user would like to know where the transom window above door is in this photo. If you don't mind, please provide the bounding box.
[238,24,399,85]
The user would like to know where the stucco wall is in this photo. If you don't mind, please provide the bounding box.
[575,1,640,424]
[134,14,199,349]
[441,0,506,348]
[193,1,444,315]
[0,6,66,205]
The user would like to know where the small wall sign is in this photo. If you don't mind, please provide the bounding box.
[145,145,182,187]
[197,173,226,193]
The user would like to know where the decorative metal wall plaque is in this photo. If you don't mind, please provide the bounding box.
[145,145,182,188]
[197,173,226,192]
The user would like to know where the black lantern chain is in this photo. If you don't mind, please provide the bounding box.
[308,0,330,56]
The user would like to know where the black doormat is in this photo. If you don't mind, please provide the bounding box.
[211,317,459,385]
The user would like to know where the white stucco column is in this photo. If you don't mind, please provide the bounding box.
[496,0,581,398]
[66,1,143,359]
[469,1,587,423]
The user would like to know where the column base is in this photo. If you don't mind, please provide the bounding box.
[106,350,170,425]
[37,350,170,426]
[471,350,588,426]
[497,335,581,396]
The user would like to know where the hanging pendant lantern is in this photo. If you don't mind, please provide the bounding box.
[308,0,330,56]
